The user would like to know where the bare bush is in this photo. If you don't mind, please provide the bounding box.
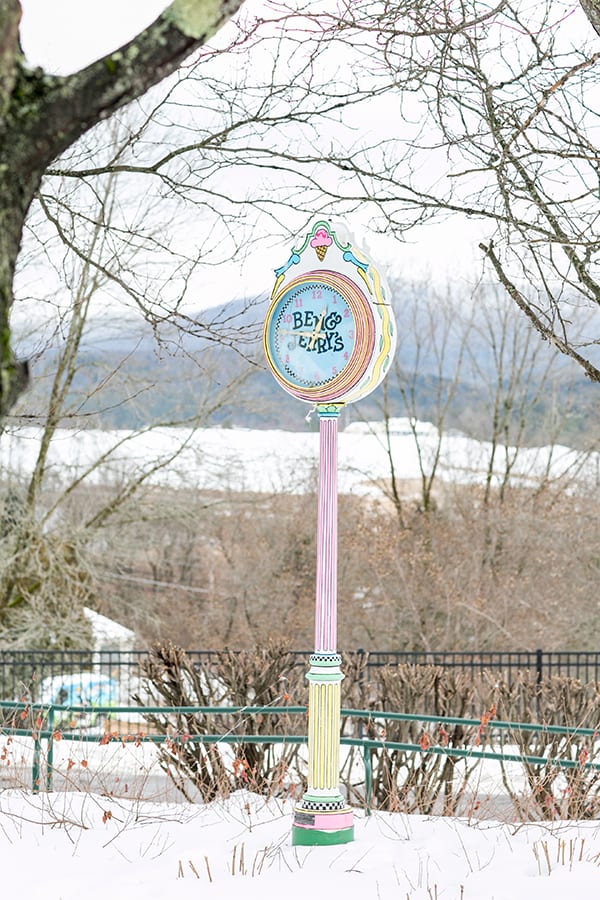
[134,641,307,803]
[349,665,482,814]
[79,473,600,655]
[487,671,600,820]
[135,650,600,820]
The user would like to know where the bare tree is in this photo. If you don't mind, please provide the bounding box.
[581,0,600,37]
[336,273,599,651]
[0,0,245,416]
[460,288,578,503]
[313,1,600,381]
[0,166,251,648]
[391,285,474,517]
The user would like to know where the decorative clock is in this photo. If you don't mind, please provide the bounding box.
[263,220,396,848]
[263,222,396,405]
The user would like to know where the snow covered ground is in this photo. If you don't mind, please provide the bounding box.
[1,732,599,898]
[1,419,598,497]
[1,787,599,900]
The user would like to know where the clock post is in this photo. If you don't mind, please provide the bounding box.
[291,400,353,845]
[262,221,396,846]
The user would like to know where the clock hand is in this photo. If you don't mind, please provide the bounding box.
[308,306,327,350]
[279,329,317,337]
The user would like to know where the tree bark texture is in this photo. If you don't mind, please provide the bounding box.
[0,0,243,418]
[581,0,600,38]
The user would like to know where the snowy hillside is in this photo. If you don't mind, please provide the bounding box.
[1,418,597,497]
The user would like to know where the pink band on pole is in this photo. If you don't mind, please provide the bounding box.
[294,810,354,831]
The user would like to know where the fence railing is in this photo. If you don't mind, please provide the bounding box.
[2,701,600,806]
[2,648,600,701]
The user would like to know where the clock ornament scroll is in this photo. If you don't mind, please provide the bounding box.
[263,222,396,846]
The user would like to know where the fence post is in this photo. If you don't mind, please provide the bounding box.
[357,648,365,740]
[32,732,41,793]
[536,648,543,685]
[363,743,372,816]
[46,706,55,792]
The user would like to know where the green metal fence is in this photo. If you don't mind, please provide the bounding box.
[2,701,600,810]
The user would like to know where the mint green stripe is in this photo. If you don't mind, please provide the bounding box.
[292,826,354,846]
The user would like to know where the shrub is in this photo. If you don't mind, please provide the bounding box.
[136,647,600,819]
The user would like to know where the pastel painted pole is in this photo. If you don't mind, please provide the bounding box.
[315,405,338,652]
[292,403,354,846]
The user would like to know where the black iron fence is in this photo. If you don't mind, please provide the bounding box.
[362,650,600,683]
[1,648,600,702]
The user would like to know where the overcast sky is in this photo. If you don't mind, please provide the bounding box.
[19,0,171,75]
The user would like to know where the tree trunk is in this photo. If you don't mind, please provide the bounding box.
[0,162,36,413]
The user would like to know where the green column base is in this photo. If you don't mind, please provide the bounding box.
[292,825,354,846]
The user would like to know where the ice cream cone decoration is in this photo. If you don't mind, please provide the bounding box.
[310,226,333,262]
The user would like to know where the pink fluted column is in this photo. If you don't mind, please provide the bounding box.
[292,401,353,844]
[314,407,339,652]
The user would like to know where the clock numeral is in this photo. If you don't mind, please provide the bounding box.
[348,329,354,339]
[312,289,322,300]
[332,366,338,375]
[344,351,349,360]
[283,313,292,323]
[343,308,350,317]
[294,298,303,308]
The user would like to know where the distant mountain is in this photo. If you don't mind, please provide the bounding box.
[12,296,600,447]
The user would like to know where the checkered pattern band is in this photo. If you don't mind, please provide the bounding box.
[310,653,342,666]
[298,798,347,812]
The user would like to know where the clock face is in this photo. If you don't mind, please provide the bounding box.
[272,281,356,388]
[264,272,376,402]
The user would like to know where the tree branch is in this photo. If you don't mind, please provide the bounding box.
[8,0,244,176]
[480,241,600,383]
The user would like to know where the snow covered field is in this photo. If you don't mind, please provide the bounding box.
[1,787,599,900]
[1,419,597,496]
[1,732,599,898]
